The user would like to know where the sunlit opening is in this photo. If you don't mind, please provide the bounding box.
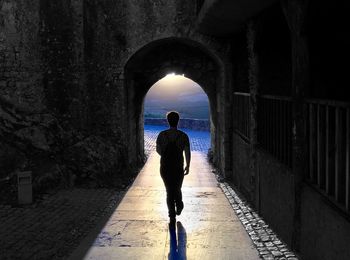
[143,74,211,155]
[165,72,176,77]
[144,75,209,119]
[165,72,184,78]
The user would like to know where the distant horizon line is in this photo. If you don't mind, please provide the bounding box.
[144,117,209,121]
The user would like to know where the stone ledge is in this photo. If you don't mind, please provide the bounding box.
[144,118,210,131]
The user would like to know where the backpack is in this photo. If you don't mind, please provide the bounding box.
[160,133,183,171]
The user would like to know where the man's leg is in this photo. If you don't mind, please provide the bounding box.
[166,186,176,219]
[162,175,176,219]
[175,174,184,215]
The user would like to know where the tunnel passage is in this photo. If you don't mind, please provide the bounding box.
[124,37,224,165]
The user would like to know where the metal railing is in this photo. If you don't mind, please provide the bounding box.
[306,98,350,211]
[234,92,350,212]
[258,95,293,167]
[233,92,250,142]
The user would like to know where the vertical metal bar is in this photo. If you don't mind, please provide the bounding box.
[263,99,267,148]
[317,104,321,186]
[247,96,250,139]
[282,101,286,164]
[346,108,350,210]
[249,96,251,140]
[271,99,274,153]
[234,95,236,128]
[278,100,281,162]
[271,99,274,154]
[335,107,340,201]
[276,100,279,159]
[273,99,277,156]
[289,101,292,167]
[269,99,272,152]
[268,99,272,153]
[245,95,247,138]
[238,95,240,133]
[309,104,314,181]
[265,99,268,149]
[247,96,249,139]
[325,106,330,194]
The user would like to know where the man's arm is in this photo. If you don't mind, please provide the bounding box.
[184,135,191,175]
[156,133,162,155]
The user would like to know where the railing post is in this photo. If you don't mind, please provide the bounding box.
[346,108,350,211]
[317,104,321,186]
[309,104,314,181]
[326,106,330,194]
[282,0,309,252]
[247,20,260,208]
[335,107,340,201]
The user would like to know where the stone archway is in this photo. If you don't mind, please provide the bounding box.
[124,37,225,166]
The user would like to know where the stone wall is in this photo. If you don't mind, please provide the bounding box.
[0,0,43,110]
[257,149,295,246]
[0,0,128,192]
[231,133,252,200]
[227,2,350,259]
[1,0,230,192]
[300,187,350,260]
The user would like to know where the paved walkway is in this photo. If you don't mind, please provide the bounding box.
[0,189,123,259]
[0,127,297,259]
[144,125,210,156]
[70,152,260,260]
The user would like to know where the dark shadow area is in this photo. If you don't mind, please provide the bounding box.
[168,221,187,260]
[66,170,140,260]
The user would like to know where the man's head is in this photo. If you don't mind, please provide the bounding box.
[166,111,180,128]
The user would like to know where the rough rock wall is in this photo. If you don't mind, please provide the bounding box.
[0,0,127,193]
[0,0,43,110]
[0,94,126,195]
[1,0,230,192]
[82,0,227,133]
[82,0,231,172]
[40,0,87,129]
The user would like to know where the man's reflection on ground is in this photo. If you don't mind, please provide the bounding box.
[168,221,187,260]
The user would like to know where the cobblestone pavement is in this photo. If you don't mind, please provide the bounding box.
[144,126,299,260]
[144,124,210,156]
[0,189,124,259]
[219,183,299,260]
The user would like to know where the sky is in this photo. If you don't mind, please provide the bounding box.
[144,74,209,119]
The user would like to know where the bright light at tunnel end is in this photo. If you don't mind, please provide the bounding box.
[165,72,185,78]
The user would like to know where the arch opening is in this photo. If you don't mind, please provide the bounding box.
[124,37,224,166]
[143,74,211,156]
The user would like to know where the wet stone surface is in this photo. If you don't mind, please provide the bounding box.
[0,127,298,259]
[70,151,260,259]
[144,126,299,259]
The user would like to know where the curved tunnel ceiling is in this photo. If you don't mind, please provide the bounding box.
[125,38,221,100]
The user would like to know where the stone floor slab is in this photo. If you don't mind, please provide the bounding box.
[69,152,260,260]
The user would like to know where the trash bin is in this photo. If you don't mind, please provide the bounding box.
[17,171,32,204]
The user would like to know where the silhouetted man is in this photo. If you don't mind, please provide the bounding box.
[156,111,191,226]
